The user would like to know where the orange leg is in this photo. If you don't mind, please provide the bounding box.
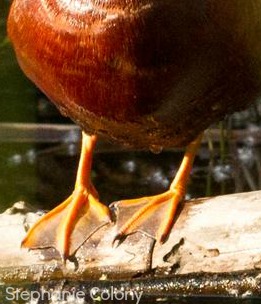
[113,134,203,244]
[22,132,111,259]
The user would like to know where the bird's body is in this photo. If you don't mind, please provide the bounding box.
[8,0,261,148]
[7,0,261,258]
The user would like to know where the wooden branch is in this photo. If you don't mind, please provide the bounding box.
[1,122,261,147]
[1,191,261,297]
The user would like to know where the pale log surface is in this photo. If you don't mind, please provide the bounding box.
[1,191,261,298]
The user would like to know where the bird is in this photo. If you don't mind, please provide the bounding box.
[7,0,261,260]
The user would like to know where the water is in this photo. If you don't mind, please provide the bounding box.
[149,144,163,154]
[0,125,260,211]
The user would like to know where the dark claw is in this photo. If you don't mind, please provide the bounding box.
[159,233,168,244]
[112,233,128,248]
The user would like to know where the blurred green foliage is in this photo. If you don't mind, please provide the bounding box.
[0,0,36,122]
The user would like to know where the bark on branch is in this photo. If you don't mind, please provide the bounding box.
[1,191,261,298]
